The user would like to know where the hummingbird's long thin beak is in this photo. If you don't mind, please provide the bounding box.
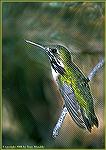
[25,40,45,50]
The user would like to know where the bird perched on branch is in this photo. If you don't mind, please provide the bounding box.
[25,40,98,132]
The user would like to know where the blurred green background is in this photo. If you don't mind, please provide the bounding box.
[2,2,105,148]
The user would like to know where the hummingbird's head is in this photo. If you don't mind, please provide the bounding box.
[25,40,72,75]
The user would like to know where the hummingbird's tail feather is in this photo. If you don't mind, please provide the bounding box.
[83,117,92,132]
[80,108,99,132]
[80,108,92,132]
[90,113,99,128]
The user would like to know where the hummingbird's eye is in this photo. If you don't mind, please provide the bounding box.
[51,48,57,54]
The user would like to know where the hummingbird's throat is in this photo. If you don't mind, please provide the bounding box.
[51,59,66,75]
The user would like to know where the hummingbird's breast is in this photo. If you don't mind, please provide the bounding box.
[51,67,59,82]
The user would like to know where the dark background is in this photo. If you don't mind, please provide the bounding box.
[2,2,105,148]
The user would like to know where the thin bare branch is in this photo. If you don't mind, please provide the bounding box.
[88,59,104,81]
[52,106,68,138]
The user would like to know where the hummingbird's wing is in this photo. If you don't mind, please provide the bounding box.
[57,78,86,129]
[69,62,98,130]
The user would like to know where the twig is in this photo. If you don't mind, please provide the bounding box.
[88,59,104,81]
[52,106,68,138]
[52,58,104,138]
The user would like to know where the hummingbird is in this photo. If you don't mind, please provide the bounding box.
[25,40,98,132]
